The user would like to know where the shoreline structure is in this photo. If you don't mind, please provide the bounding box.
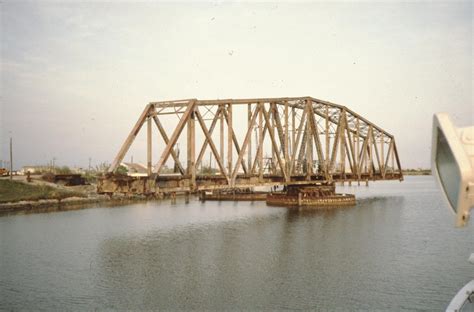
[0,195,154,215]
[1,172,427,215]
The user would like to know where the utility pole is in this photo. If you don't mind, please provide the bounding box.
[9,137,13,180]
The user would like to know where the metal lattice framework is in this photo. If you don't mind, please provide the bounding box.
[106,97,402,193]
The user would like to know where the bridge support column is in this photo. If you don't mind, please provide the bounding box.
[247,103,252,171]
[185,192,190,204]
[171,192,176,204]
[187,105,196,191]
[147,115,152,176]
[199,191,206,202]
[258,103,264,181]
[227,104,233,179]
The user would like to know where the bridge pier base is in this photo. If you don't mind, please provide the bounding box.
[267,183,355,208]
[199,191,205,202]
[185,192,190,204]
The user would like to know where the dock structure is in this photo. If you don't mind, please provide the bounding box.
[98,96,402,203]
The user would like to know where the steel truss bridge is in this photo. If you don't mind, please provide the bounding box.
[99,97,403,195]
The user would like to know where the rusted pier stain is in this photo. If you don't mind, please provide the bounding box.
[267,184,355,207]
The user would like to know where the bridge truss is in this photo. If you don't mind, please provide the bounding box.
[100,97,402,194]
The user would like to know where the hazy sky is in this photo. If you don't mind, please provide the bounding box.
[1,1,472,170]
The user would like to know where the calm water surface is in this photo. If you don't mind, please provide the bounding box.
[1,176,473,310]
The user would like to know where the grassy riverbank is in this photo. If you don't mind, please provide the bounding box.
[0,179,85,203]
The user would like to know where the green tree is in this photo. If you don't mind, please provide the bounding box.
[116,165,128,175]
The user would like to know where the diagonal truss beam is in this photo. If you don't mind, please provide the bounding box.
[330,112,344,171]
[195,106,222,168]
[109,104,152,172]
[251,114,268,174]
[152,116,185,175]
[260,103,289,181]
[306,99,324,167]
[230,106,259,184]
[154,101,196,174]
[222,108,249,174]
[289,108,307,174]
[195,109,230,183]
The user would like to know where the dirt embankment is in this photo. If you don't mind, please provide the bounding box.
[0,176,174,216]
[0,177,112,215]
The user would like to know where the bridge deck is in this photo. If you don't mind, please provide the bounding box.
[98,172,403,195]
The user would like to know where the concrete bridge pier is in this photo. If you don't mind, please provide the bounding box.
[185,192,190,204]
[267,183,356,207]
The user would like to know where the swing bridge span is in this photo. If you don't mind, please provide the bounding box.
[97,96,403,196]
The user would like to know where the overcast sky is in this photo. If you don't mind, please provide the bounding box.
[1,1,472,170]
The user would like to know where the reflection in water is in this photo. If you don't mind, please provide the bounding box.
[1,177,473,310]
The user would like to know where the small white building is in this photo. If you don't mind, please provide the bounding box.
[20,165,49,175]
[120,162,148,177]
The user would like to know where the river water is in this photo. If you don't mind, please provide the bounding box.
[1,176,473,310]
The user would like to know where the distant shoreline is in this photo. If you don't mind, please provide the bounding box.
[0,172,431,216]
[402,169,431,176]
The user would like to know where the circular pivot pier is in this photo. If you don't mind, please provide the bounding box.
[266,184,356,207]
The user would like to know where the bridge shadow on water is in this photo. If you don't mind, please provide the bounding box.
[89,194,406,309]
